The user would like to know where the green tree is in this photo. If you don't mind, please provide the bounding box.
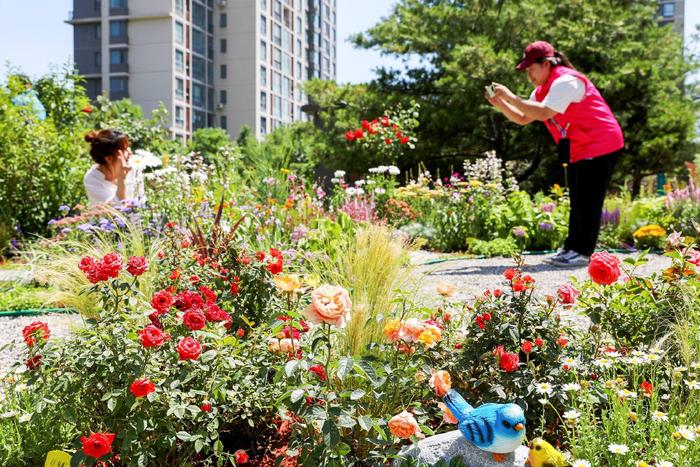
[348,0,698,194]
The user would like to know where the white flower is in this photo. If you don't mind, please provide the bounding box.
[131,149,161,169]
[345,187,357,196]
[625,356,646,365]
[388,166,401,175]
[561,357,580,369]
[356,188,365,195]
[0,411,19,419]
[374,188,386,195]
[608,444,629,454]
[262,177,276,185]
[685,379,700,390]
[604,350,622,358]
[571,461,592,467]
[18,413,31,423]
[675,426,696,441]
[330,178,341,184]
[668,231,683,247]
[535,382,554,396]
[617,389,638,399]
[355,179,365,186]
[650,411,668,422]
[333,170,346,178]
[657,462,673,467]
[673,366,688,373]
[562,382,581,392]
[563,409,581,421]
[594,358,613,369]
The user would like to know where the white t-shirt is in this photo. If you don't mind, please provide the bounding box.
[529,74,586,114]
[83,165,143,206]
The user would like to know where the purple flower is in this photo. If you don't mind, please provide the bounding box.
[538,221,554,231]
[77,223,93,232]
[60,228,72,234]
[540,202,556,213]
[291,225,309,242]
[512,227,527,238]
[58,205,71,213]
[47,219,57,226]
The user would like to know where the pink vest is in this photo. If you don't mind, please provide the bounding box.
[535,66,624,163]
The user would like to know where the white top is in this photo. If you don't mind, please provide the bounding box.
[529,74,586,114]
[83,165,143,206]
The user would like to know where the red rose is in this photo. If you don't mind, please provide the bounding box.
[384,138,392,145]
[492,345,506,357]
[200,402,212,412]
[170,269,181,280]
[380,116,390,127]
[353,129,364,139]
[640,381,653,396]
[81,432,116,459]
[130,378,156,398]
[522,275,535,284]
[521,340,534,354]
[189,275,199,284]
[175,290,204,311]
[78,256,96,272]
[267,258,283,274]
[22,321,50,347]
[588,251,621,285]
[500,352,520,373]
[503,268,518,280]
[126,256,148,276]
[237,328,246,338]
[535,338,544,347]
[309,364,327,381]
[345,130,356,142]
[270,248,283,259]
[283,325,301,340]
[256,251,266,261]
[234,449,249,464]
[512,279,525,292]
[138,325,167,348]
[399,136,410,144]
[183,309,207,331]
[454,343,462,349]
[557,284,579,305]
[230,281,239,296]
[84,264,107,284]
[150,290,174,314]
[361,119,371,130]
[493,289,503,298]
[26,355,42,370]
[100,252,123,278]
[556,336,569,348]
[197,285,217,303]
[177,337,202,361]
[204,302,229,323]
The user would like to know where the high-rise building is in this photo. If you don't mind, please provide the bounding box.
[658,0,684,35]
[68,0,337,141]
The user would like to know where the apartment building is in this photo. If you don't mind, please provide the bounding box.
[68,0,337,140]
[658,0,684,35]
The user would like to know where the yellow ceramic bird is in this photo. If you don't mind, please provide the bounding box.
[526,438,567,467]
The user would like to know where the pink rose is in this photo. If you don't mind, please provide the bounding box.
[557,283,579,305]
[588,251,621,285]
[304,285,352,327]
[398,318,425,343]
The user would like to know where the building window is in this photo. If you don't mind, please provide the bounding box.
[260,15,267,36]
[220,89,227,104]
[273,95,281,118]
[110,77,128,92]
[260,91,267,112]
[175,106,184,127]
[110,20,127,38]
[260,65,267,86]
[94,0,101,11]
[283,77,291,98]
[193,56,206,81]
[220,64,227,79]
[220,38,227,53]
[95,24,101,40]
[175,78,184,99]
[272,47,281,70]
[175,21,184,44]
[260,116,267,134]
[110,0,127,9]
[175,0,183,16]
[220,115,227,130]
[260,40,267,60]
[273,0,281,21]
[193,3,206,29]
[95,51,101,68]
[296,60,301,79]
[272,23,281,46]
[296,16,301,33]
[272,71,281,93]
[219,13,227,27]
[194,110,206,130]
[193,83,205,107]
[175,50,184,72]
[193,29,205,55]
[110,49,126,64]
[261,0,267,11]
[283,53,291,74]
[661,3,675,17]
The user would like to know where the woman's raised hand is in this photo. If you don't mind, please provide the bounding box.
[491,83,517,102]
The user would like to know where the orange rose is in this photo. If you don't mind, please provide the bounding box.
[436,282,456,297]
[304,284,352,327]
[418,325,442,348]
[388,411,421,439]
[429,370,452,397]
[275,274,302,293]
[383,319,402,342]
[268,338,297,354]
[398,318,425,343]
[437,402,458,424]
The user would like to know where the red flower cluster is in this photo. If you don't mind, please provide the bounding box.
[138,325,168,348]
[130,378,156,398]
[126,256,148,276]
[79,253,123,283]
[81,432,116,459]
[309,364,327,382]
[500,352,520,373]
[640,380,653,397]
[183,309,207,331]
[588,251,621,285]
[266,248,284,275]
[345,116,411,145]
[556,336,569,348]
[198,285,217,303]
[205,302,232,328]
[521,340,534,354]
[150,289,174,316]
[474,312,491,330]
[503,268,535,292]
[22,321,50,347]
[174,290,205,312]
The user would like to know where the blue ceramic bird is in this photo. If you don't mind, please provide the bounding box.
[442,389,527,462]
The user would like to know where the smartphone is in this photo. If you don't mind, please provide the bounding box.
[485,84,495,98]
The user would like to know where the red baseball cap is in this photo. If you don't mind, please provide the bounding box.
[516,41,555,71]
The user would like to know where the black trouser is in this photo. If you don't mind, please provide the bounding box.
[563,150,620,256]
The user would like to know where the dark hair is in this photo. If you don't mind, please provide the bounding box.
[537,50,575,70]
[84,129,129,165]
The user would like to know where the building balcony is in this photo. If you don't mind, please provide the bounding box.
[109,7,129,16]
[109,63,129,73]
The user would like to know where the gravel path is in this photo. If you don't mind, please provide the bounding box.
[0,251,672,371]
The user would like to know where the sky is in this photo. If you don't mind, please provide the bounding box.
[0,0,698,84]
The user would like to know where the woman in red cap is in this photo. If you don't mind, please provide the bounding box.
[485,41,624,266]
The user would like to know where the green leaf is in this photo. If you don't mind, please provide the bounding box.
[358,416,372,431]
[291,388,305,403]
[201,350,218,363]
[214,439,223,456]
[354,359,378,384]
[285,359,300,377]
[107,397,116,412]
[337,415,356,428]
[336,356,353,381]
[350,389,365,401]
[195,438,204,453]
[176,431,193,442]
[322,419,340,448]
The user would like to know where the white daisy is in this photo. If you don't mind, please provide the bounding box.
[594,357,613,368]
[571,461,591,467]
[535,382,554,396]
[333,170,346,178]
[605,350,622,358]
[562,382,581,392]
[561,357,580,369]
[675,426,696,441]
[608,444,630,454]
[617,389,638,399]
[563,409,581,421]
[130,149,161,169]
[626,356,646,365]
[657,462,673,467]
[652,411,669,422]
[685,379,700,390]
[388,166,401,175]
[673,366,688,373]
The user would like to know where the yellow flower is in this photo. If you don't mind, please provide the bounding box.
[383,319,402,342]
[274,275,302,293]
[636,462,649,467]
[629,411,638,422]
[468,180,483,187]
[418,326,442,348]
[633,224,666,239]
